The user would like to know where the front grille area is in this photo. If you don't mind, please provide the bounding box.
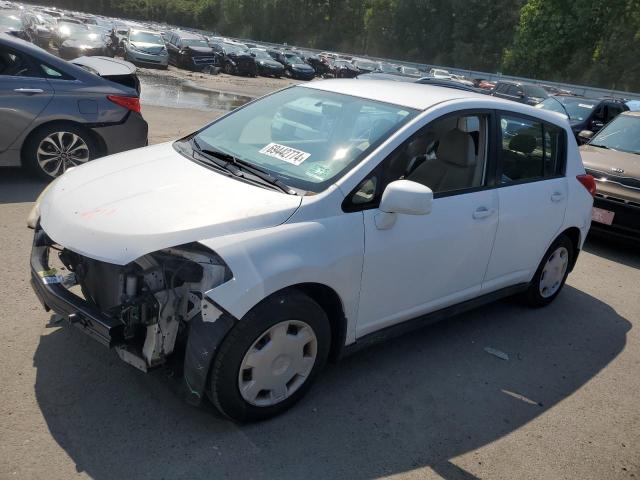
[586,168,640,191]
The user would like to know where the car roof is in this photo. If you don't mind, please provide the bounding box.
[302,79,488,110]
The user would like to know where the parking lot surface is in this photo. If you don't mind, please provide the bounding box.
[0,103,638,480]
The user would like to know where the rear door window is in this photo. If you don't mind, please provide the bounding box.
[498,114,565,183]
[0,48,39,77]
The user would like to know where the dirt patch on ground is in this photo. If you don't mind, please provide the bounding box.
[137,65,306,98]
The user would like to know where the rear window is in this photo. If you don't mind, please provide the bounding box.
[499,114,565,183]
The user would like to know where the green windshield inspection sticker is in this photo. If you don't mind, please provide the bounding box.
[306,164,331,181]
[259,143,311,166]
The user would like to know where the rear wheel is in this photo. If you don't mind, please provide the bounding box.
[23,123,97,180]
[523,234,573,307]
[224,62,234,75]
[209,289,331,422]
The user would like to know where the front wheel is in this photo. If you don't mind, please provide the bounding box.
[209,290,331,422]
[523,234,573,307]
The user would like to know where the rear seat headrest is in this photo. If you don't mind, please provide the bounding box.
[457,116,480,133]
[508,134,537,154]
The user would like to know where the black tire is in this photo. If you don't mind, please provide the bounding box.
[523,234,573,308]
[209,289,331,422]
[23,123,97,180]
[224,62,234,75]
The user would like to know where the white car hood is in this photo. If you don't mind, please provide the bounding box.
[39,142,302,265]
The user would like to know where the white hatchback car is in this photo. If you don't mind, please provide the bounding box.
[29,80,595,422]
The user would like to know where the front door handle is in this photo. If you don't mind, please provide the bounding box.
[473,207,495,220]
[14,88,44,94]
[551,192,566,203]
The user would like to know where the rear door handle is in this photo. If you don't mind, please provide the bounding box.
[551,192,565,203]
[473,207,496,220]
[14,88,44,94]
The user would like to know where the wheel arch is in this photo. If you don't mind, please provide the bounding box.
[288,282,348,362]
[558,226,581,272]
[20,119,106,167]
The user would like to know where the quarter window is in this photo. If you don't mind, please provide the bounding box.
[499,115,564,183]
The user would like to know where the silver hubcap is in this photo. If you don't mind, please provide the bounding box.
[238,320,317,407]
[37,131,90,177]
[539,246,569,298]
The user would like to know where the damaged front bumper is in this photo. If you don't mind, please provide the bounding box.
[29,225,236,405]
[30,227,125,346]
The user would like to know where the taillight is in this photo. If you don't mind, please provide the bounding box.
[577,174,596,197]
[107,95,141,113]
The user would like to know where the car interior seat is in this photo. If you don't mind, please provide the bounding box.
[407,116,480,192]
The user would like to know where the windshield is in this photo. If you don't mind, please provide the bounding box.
[590,115,640,154]
[58,22,87,36]
[190,87,418,192]
[130,30,163,44]
[537,97,597,122]
[251,49,272,59]
[0,14,22,28]
[354,59,377,70]
[224,43,247,54]
[378,62,397,73]
[182,38,209,48]
[523,85,549,98]
[286,55,304,64]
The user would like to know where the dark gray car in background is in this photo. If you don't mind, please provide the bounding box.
[0,33,147,179]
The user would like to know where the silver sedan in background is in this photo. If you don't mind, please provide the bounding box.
[0,33,148,179]
[123,29,168,69]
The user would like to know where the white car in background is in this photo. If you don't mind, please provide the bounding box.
[29,80,595,422]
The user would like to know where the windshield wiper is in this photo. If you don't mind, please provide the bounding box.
[590,143,609,150]
[192,139,296,195]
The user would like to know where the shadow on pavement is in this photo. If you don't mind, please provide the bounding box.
[584,231,640,270]
[0,168,48,204]
[33,285,629,479]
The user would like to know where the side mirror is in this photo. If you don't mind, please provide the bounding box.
[380,180,433,215]
[578,130,594,142]
[376,180,432,229]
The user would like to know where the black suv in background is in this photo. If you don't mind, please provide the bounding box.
[210,41,257,76]
[492,80,549,105]
[165,30,218,71]
[535,95,629,143]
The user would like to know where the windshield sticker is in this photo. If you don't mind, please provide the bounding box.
[259,143,311,166]
[306,164,331,181]
[578,103,594,109]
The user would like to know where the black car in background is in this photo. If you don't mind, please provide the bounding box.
[535,95,629,142]
[332,59,360,78]
[268,50,315,80]
[491,80,549,105]
[249,48,283,77]
[210,41,257,76]
[58,28,109,59]
[165,30,218,71]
